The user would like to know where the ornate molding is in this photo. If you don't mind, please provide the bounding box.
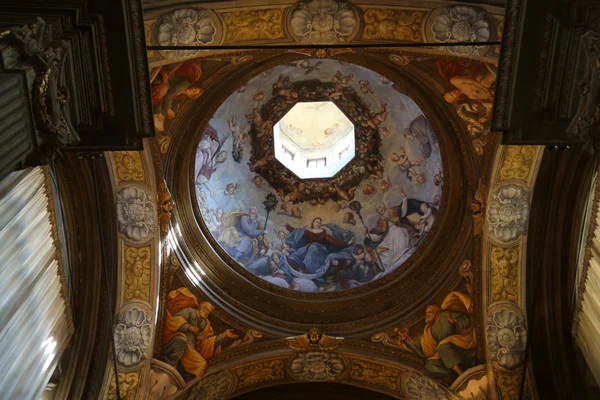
[222,9,285,43]
[123,245,152,302]
[499,146,537,183]
[429,5,492,56]
[285,328,343,351]
[233,359,286,389]
[114,307,153,367]
[349,359,402,392]
[104,370,139,400]
[288,352,347,381]
[487,183,530,243]
[188,370,235,400]
[113,152,145,184]
[490,246,519,303]
[288,0,359,44]
[362,9,424,42]
[155,8,221,58]
[486,304,527,370]
[117,186,157,242]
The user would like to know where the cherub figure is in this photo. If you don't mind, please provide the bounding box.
[272,74,291,95]
[416,203,435,236]
[380,176,392,193]
[364,103,388,128]
[391,148,424,183]
[380,127,391,139]
[330,70,354,98]
[352,245,376,281]
[284,182,306,203]
[363,182,377,195]
[228,116,248,150]
[358,79,372,93]
[253,175,265,188]
[224,183,242,197]
[342,211,356,226]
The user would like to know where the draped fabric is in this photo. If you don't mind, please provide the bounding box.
[0,167,74,399]
[574,175,600,385]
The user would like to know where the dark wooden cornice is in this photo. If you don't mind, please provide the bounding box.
[526,145,597,399]
[52,153,118,399]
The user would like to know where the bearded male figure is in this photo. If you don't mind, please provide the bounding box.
[218,207,269,264]
[162,288,238,380]
[397,291,477,382]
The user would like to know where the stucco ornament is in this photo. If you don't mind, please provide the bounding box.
[117,187,157,241]
[290,0,357,44]
[487,184,530,243]
[156,8,216,57]
[289,352,346,381]
[486,307,528,369]
[114,307,152,367]
[404,373,448,400]
[189,370,235,400]
[431,6,490,55]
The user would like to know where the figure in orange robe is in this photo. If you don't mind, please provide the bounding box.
[161,288,238,381]
[397,291,478,382]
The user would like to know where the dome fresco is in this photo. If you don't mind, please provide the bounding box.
[194,59,443,293]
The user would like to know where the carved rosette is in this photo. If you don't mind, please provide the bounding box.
[189,370,235,400]
[289,0,359,44]
[486,305,527,369]
[117,186,157,242]
[114,307,152,367]
[156,8,220,58]
[288,352,347,381]
[487,184,530,243]
[430,5,491,56]
[402,372,449,400]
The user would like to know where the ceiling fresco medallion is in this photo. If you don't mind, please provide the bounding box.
[194,59,443,293]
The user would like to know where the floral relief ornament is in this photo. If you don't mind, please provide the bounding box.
[289,352,346,381]
[486,307,528,369]
[403,373,448,400]
[290,0,357,44]
[114,307,152,367]
[487,184,530,243]
[117,187,157,241]
[156,8,216,57]
[431,5,491,56]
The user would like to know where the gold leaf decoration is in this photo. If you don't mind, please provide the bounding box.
[113,151,145,183]
[124,246,151,301]
[349,359,401,392]
[222,9,285,43]
[490,246,519,303]
[496,372,522,400]
[233,359,285,389]
[500,146,537,182]
[362,9,424,41]
[105,370,139,400]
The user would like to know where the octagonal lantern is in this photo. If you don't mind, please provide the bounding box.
[273,101,355,179]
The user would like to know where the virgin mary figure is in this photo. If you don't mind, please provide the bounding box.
[283,217,355,279]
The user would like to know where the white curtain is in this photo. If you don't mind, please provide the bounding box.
[0,166,73,399]
[574,176,600,385]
